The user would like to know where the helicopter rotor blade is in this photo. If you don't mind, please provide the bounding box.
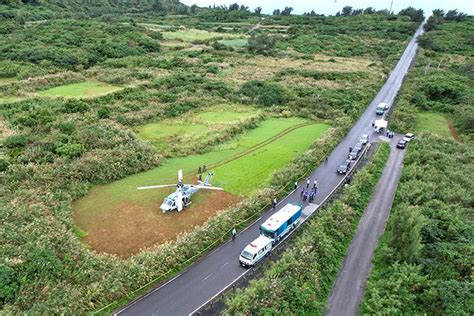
[193,185,224,191]
[137,184,175,190]
[178,169,183,183]
[177,189,183,212]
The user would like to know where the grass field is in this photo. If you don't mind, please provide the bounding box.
[37,81,122,98]
[218,38,248,47]
[415,112,454,139]
[162,29,238,42]
[137,107,259,150]
[74,117,329,256]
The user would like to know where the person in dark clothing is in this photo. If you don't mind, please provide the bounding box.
[198,174,202,181]
[349,147,352,153]
[325,156,328,164]
[198,165,202,174]
[294,181,298,190]
[202,165,207,172]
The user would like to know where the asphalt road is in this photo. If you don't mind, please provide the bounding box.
[115,25,424,316]
[325,135,406,316]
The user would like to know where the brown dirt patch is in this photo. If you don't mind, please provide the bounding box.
[75,190,241,258]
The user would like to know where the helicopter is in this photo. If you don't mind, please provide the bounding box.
[137,170,224,213]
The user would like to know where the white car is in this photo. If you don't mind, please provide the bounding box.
[239,235,273,268]
[403,133,416,142]
[359,134,369,145]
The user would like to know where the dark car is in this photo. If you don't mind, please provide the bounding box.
[354,141,364,152]
[348,148,361,160]
[396,140,407,149]
[337,160,351,174]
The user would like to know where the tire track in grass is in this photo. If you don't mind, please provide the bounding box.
[203,122,317,171]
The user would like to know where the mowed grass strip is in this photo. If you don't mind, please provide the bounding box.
[218,38,248,47]
[415,112,453,139]
[37,81,122,98]
[162,29,238,42]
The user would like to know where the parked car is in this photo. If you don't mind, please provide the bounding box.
[360,134,369,145]
[354,141,364,152]
[396,140,407,149]
[239,235,273,268]
[348,148,361,160]
[403,133,416,142]
[337,159,351,174]
[376,103,386,115]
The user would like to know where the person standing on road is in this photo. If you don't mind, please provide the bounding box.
[325,156,328,164]
[294,181,298,190]
[272,198,277,209]
[231,227,237,240]
[313,179,318,189]
[306,178,310,188]
[349,147,352,153]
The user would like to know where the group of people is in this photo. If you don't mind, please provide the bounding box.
[300,178,318,202]
[197,164,207,181]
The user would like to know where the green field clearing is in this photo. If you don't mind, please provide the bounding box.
[0,95,23,104]
[218,38,248,47]
[162,29,238,42]
[37,81,121,98]
[415,112,453,139]
[137,107,259,149]
[74,118,330,217]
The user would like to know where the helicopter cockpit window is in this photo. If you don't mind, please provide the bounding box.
[166,199,174,206]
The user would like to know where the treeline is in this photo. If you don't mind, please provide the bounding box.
[0,0,187,21]
[0,20,161,76]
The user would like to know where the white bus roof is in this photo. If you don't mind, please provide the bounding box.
[260,203,301,232]
[374,119,387,128]
[243,235,272,255]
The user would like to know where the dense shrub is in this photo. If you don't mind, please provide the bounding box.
[239,80,287,106]
[3,135,29,148]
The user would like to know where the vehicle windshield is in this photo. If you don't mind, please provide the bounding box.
[165,199,174,206]
[241,250,253,260]
[260,228,274,239]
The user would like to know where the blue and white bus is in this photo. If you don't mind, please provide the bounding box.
[260,203,302,243]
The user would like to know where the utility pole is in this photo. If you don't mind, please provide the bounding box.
[389,0,394,13]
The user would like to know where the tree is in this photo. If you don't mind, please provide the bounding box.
[152,0,164,12]
[432,9,445,17]
[272,9,280,16]
[399,7,424,22]
[445,9,468,21]
[341,6,353,16]
[190,4,198,14]
[389,204,424,263]
[281,6,293,16]
[364,7,375,14]
[254,6,262,15]
[229,3,239,11]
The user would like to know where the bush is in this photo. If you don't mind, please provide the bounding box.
[97,106,110,119]
[55,143,85,158]
[4,135,29,148]
[239,80,287,106]
[248,33,277,55]
[0,263,18,305]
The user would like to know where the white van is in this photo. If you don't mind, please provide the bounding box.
[239,235,273,268]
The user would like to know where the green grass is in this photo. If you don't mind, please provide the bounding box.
[162,29,237,42]
[37,81,122,98]
[0,95,24,104]
[415,112,453,139]
[218,38,248,47]
[74,118,330,215]
[137,108,259,149]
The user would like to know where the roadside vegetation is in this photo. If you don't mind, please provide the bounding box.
[224,143,390,314]
[0,2,421,313]
[362,14,473,315]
